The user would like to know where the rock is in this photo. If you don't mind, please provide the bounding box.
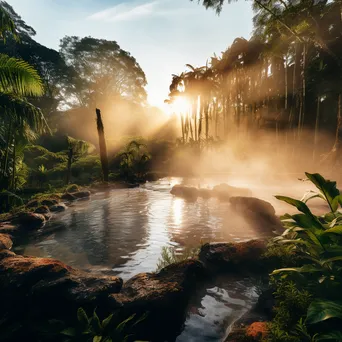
[0,233,12,250]
[50,203,67,212]
[71,190,91,199]
[11,212,45,228]
[198,188,213,199]
[212,183,252,201]
[41,199,58,207]
[230,197,283,233]
[61,193,77,201]
[246,322,268,340]
[199,240,267,274]
[0,252,123,341]
[0,223,18,235]
[111,259,206,341]
[26,199,39,208]
[34,205,50,214]
[170,185,199,201]
[230,197,275,216]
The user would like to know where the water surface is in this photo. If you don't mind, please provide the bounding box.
[15,176,322,279]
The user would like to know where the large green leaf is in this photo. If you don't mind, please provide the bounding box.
[323,225,342,235]
[91,310,102,334]
[316,331,342,341]
[275,196,313,215]
[306,299,342,324]
[272,264,324,275]
[305,173,340,212]
[102,314,113,330]
[61,328,77,337]
[77,307,89,328]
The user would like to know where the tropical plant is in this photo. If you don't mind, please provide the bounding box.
[61,307,148,342]
[267,172,342,340]
[116,140,151,182]
[156,245,200,272]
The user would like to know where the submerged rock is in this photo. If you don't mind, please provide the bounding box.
[11,212,45,228]
[199,240,267,273]
[50,203,67,212]
[112,259,206,341]
[61,193,77,201]
[170,185,199,200]
[213,183,252,201]
[230,197,283,233]
[71,190,91,199]
[0,233,12,250]
[34,205,50,214]
[41,199,59,207]
[26,199,39,208]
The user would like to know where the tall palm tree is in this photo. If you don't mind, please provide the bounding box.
[0,3,46,191]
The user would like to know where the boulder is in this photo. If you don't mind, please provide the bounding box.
[111,259,206,341]
[26,199,39,208]
[0,233,12,250]
[199,240,267,273]
[0,252,123,341]
[34,205,50,215]
[71,190,91,199]
[41,199,58,207]
[61,193,77,201]
[212,183,252,201]
[229,197,283,233]
[170,185,199,201]
[50,203,67,212]
[11,212,45,228]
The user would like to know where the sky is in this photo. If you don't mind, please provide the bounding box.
[8,0,253,108]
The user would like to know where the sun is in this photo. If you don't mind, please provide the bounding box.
[165,96,190,116]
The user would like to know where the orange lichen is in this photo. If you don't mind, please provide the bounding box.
[246,322,268,340]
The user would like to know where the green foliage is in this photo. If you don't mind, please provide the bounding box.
[113,140,151,182]
[61,307,148,342]
[156,245,200,272]
[266,173,342,341]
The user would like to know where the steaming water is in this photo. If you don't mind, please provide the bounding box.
[15,176,325,342]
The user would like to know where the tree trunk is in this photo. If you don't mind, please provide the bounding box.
[313,95,320,162]
[96,108,109,182]
[11,138,15,191]
[66,147,73,184]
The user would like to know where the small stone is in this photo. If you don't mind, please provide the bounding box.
[34,205,50,214]
[41,199,58,207]
[61,193,77,201]
[50,203,67,212]
[71,191,91,199]
[170,185,199,200]
[0,233,13,250]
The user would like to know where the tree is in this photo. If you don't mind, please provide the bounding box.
[96,108,109,183]
[0,5,47,192]
[65,136,90,184]
[59,36,147,108]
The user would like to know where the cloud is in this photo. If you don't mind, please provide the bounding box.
[88,1,160,22]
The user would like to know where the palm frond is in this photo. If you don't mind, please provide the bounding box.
[0,93,49,133]
[0,54,43,96]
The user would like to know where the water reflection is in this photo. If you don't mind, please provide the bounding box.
[15,176,318,279]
